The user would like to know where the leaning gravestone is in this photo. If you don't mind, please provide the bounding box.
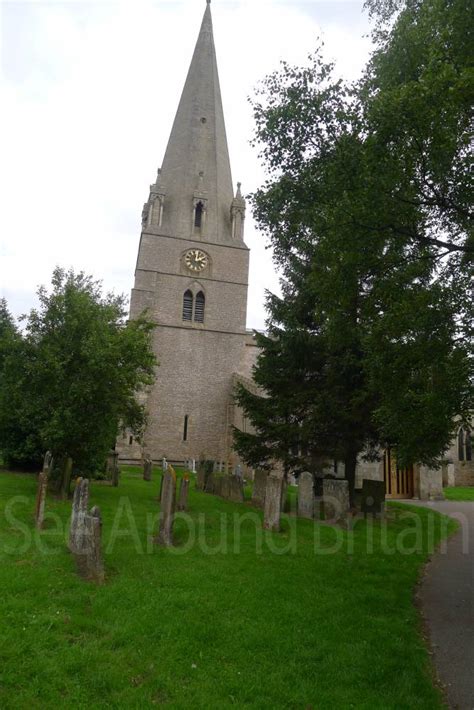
[298,471,314,519]
[35,451,54,530]
[323,479,350,523]
[156,465,177,546]
[252,469,268,508]
[263,475,283,532]
[177,474,190,512]
[68,478,104,583]
[361,479,385,516]
[143,456,152,482]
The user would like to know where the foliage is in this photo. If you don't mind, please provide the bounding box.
[0,269,156,474]
[234,0,473,496]
[0,468,455,708]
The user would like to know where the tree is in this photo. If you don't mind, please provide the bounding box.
[234,0,472,501]
[0,269,156,477]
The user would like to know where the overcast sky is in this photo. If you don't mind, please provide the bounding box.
[1,0,373,329]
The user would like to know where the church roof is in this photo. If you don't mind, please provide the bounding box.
[157,0,236,244]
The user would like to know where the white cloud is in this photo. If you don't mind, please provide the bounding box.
[1,0,372,329]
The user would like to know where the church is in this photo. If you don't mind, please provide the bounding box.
[117,1,472,497]
[117,0,258,466]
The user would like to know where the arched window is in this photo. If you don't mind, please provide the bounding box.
[467,431,472,461]
[458,427,472,461]
[194,201,204,229]
[194,291,205,322]
[182,290,193,321]
[458,427,465,461]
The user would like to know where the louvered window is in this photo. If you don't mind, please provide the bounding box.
[194,201,204,229]
[194,291,205,322]
[182,290,193,321]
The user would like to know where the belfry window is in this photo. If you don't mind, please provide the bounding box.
[182,290,193,321]
[194,201,204,229]
[183,415,189,442]
[194,291,205,322]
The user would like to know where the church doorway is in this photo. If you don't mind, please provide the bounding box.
[383,448,414,499]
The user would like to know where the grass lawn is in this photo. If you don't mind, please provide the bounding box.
[444,486,474,501]
[0,467,456,709]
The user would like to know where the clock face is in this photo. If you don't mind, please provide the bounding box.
[185,249,208,272]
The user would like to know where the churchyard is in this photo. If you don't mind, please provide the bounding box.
[0,465,457,709]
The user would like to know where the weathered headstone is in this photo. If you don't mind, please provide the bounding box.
[143,456,152,482]
[361,479,385,516]
[162,457,168,472]
[156,465,177,546]
[252,469,268,508]
[204,470,215,494]
[263,474,283,532]
[69,477,89,552]
[191,458,196,473]
[213,474,224,497]
[79,506,104,584]
[68,478,104,583]
[234,464,243,480]
[323,479,350,523]
[196,460,213,491]
[298,472,314,519]
[35,452,53,530]
[106,450,120,487]
[228,476,244,503]
[177,474,190,512]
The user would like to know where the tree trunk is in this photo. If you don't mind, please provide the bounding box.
[60,456,73,500]
[344,451,358,507]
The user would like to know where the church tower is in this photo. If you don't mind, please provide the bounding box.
[121,1,251,463]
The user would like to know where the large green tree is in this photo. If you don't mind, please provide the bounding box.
[0,269,156,476]
[234,0,472,501]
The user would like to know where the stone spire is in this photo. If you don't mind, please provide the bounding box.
[152,1,237,244]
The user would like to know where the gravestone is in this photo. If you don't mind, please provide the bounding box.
[177,474,190,511]
[252,469,268,508]
[162,458,168,472]
[228,476,244,503]
[323,479,350,523]
[204,471,215,494]
[69,478,89,552]
[191,458,197,473]
[156,465,177,546]
[106,450,120,487]
[234,464,243,480]
[60,456,73,500]
[263,475,283,532]
[143,456,152,482]
[361,479,385,516]
[35,451,54,530]
[298,471,314,519]
[197,460,213,491]
[68,478,104,583]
